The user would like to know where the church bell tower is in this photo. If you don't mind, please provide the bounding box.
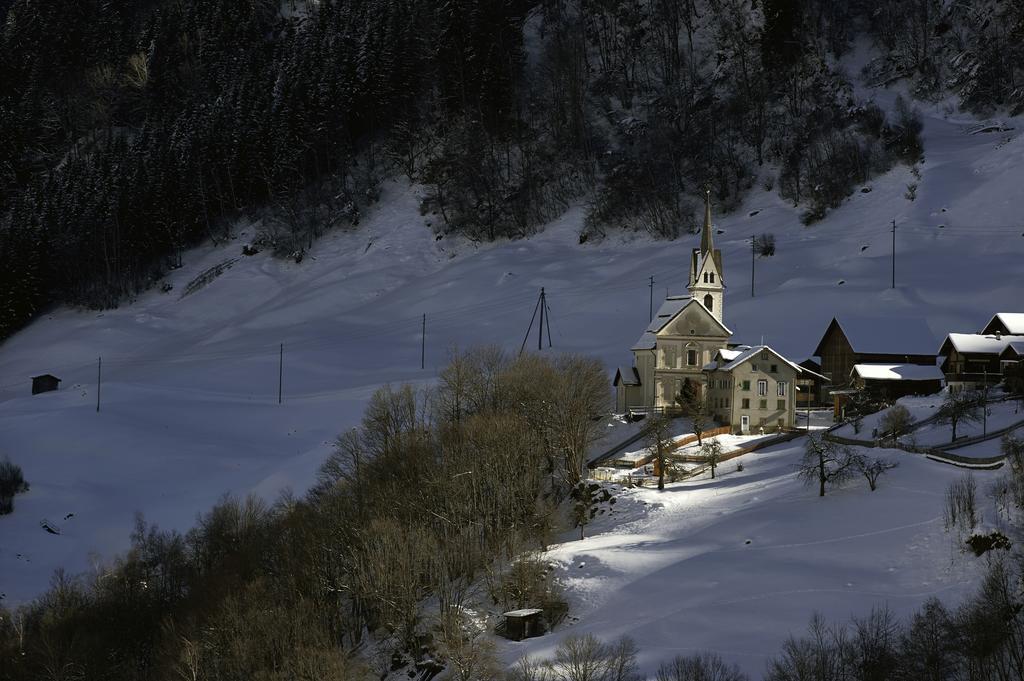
[688,190,725,325]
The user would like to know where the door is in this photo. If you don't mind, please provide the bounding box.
[740,415,749,434]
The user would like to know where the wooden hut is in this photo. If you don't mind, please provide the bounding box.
[501,609,545,641]
[31,374,61,395]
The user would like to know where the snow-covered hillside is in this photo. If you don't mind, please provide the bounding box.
[1,86,1022,648]
[508,442,995,679]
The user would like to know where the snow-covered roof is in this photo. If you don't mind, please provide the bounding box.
[1002,341,1024,358]
[983,312,1024,335]
[614,366,641,386]
[707,345,803,375]
[940,333,1024,355]
[630,295,732,350]
[851,363,946,382]
[814,315,938,356]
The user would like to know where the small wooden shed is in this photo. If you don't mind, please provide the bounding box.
[501,609,545,641]
[31,374,61,395]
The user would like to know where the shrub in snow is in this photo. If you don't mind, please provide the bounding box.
[0,458,28,515]
[966,532,1011,557]
[879,405,913,442]
[944,474,978,532]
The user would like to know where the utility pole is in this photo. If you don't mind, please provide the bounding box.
[983,367,988,436]
[649,276,654,321]
[538,288,545,351]
[891,219,896,289]
[96,356,102,413]
[751,235,756,297]
[421,314,426,370]
[278,343,283,405]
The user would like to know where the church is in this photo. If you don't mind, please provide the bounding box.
[613,193,813,433]
[613,191,732,413]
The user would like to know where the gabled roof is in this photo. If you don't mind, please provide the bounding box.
[813,315,938,357]
[1001,341,1024,359]
[851,363,945,382]
[631,295,732,350]
[939,333,1024,356]
[982,313,1024,336]
[706,345,804,375]
[613,366,641,387]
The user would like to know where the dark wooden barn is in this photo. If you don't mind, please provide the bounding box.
[31,374,61,395]
[812,316,938,389]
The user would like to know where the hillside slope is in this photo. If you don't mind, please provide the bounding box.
[506,442,995,678]
[1,93,1022,613]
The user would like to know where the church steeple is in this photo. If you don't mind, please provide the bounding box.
[700,189,714,256]
[688,189,725,324]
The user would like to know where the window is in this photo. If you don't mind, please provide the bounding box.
[725,397,730,407]
[687,349,697,366]
[770,364,778,373]
[742,380,750,391]
[752,364,758,372]
[742,398,750,409]
[759,399,767,410]
[777,381,787,397]
[761,350,769,360]
[757,379,768,396]
[777,400,785,410]
[710,273,715,283]
[704,294,714,311]
[664,346,676,367]
[703,272,709,283]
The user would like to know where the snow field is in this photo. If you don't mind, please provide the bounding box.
[507,441,996,678]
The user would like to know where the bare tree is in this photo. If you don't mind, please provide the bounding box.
[645,413,675,491]
[678,388,710,445]
[657,652,748,681]
[798,435,862,497]
[857,457,899,491]
[938,390,982,443]
[701,439,724,479]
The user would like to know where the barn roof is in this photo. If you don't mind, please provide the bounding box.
[851,363,945,382]
[813,315,938,357]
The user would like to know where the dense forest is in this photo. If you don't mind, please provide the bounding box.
[0,0,1022,340]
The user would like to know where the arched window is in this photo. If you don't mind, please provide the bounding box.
[704,294,714,311]
[710,273,715,283]
[703,272,709,283]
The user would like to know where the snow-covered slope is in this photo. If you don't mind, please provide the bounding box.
[1,90,1022,620]
[508,443,994,679]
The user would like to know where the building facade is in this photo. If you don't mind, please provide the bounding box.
[614,192,732,412]
[704,346,802,433]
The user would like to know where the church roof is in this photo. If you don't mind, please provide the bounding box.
[613,366,642,387]
[631,295,732,350]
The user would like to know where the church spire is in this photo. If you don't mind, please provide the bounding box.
[700,188,713,256]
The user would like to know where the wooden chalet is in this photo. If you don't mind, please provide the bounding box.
[939,332,1024,390]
